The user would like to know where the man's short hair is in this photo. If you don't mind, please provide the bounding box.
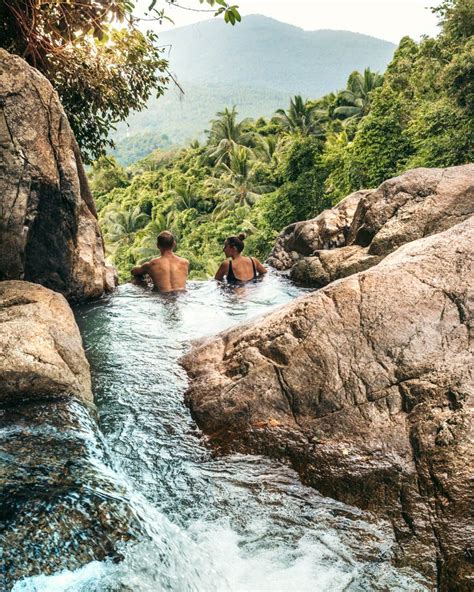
[157,230,175,250]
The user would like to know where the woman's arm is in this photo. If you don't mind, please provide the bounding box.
[215,260,229,281]
[254,258,268,275]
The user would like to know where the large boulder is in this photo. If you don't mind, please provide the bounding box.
[0,280,92,404]
[182,217,474,589]
[269,165,474,289]
[0,50,115,301]
[267,190,366,270]
[0,281,142,588]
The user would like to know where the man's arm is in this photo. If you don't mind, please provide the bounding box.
[215,260,229,281]
[131,262,150,277]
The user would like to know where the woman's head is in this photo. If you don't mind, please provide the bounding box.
[224,232,246,257]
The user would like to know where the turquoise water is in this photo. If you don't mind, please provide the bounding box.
[13,276,428,591]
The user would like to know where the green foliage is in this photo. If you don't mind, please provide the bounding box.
[91,0,473,282]
[1,0,240,161]
[343,86,414,189]
[333,68,384,120]
[111,132,173,166]
[89,157,129,197]
[333,0,473,189]
[273,96,327,136]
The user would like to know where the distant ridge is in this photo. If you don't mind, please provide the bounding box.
[158,15,396,95]
[112,15,396,164]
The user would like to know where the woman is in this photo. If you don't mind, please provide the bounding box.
[215,233,267,284]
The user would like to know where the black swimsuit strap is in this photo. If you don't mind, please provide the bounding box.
[227,260,237,282]
[250,257,257,279]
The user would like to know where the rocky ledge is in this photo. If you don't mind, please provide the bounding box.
[0,50,115,301]
[0,281,142,589]
[267,164,474,289]
[182,215,474,589]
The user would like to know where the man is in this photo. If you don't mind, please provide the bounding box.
[131,231,189,293]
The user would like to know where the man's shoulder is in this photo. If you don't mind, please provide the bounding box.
[175,255,189,266]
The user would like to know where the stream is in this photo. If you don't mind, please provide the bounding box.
[13,275,428,591]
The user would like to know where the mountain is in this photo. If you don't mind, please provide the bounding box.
[158,15,396,95]
[112,15,396,164]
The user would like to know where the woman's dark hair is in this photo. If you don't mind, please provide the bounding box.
[226,232,246,253]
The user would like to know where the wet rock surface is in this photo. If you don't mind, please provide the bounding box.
[182,217,474,590]
[0,49,115,301]
[0,281,142,589]
[269,165,474,290]
[0,400,143,590]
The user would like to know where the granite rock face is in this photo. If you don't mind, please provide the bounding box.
[0,281,142,588]
[182,217,474,589]
[268,165,474,290]
[0,49,115,301]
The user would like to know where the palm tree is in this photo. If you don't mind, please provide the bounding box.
[273,95,328,136]
[206,106,254,165]
[333,68,384,120]
[209,146,273,219]
[253,135,279,163]
[170,181,202,211]
[102,205,150,245]
[131,214,168,261]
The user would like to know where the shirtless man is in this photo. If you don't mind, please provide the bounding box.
[131,231,189,293]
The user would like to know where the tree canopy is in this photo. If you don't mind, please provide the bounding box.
[0,0,240,161]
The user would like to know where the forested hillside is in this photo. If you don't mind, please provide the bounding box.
[112,83,290,164]
[111,15,395,161]
[91,0,473,282]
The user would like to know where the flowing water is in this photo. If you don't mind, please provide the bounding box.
[13,275,429,591]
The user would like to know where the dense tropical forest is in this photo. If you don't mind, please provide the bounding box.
[89,0,472,282]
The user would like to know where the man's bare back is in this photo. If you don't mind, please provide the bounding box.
[147,253,188,292]
[131,231,189,293]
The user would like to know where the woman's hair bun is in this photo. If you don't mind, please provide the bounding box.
[238,232,246,241]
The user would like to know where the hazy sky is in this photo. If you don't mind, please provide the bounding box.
[138,0,441,43]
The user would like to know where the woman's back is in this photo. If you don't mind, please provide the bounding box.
[227,257,257,283]
[215,233,268,284]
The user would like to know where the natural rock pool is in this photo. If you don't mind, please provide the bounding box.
[13,275,428,591]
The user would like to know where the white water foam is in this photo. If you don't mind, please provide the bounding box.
[13,515,429,592]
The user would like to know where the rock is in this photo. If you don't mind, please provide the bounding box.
[271,165,474,289]
[267,190,365,270]
[351,165,474,254]
[291,245,382,288]
[1,399,144,589]
[0,281,143,588]
[0,50,115,301]
[0,280,92,404]
[182,217,474,589]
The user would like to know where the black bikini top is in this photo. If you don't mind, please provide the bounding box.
[227,257,258,284]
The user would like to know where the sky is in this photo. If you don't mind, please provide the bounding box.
[136,0,441,44]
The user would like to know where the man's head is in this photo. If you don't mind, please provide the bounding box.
[157,231,175,252]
